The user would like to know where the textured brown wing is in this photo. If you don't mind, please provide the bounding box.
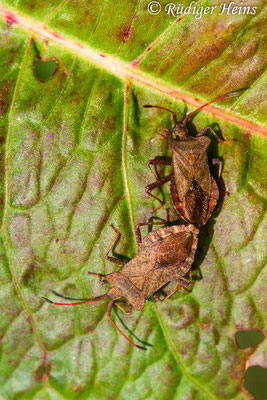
[170,135,218,226]
[171,136,211,199]
[155,231,193,265]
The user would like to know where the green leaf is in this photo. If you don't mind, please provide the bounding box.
[0,2,266,399]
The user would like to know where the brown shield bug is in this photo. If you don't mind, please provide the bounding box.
[144,92,240,226]
[42,218,199,350]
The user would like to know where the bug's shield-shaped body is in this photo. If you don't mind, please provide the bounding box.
[170,135,219,226]
[106,224,198,310]
[42,223,199,350]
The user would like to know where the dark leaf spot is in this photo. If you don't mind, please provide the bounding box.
[6,13,18,26]
[166,364,173,371]
[34,362,52,381]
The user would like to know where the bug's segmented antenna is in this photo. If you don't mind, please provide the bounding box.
[42,293,147,350]
[144,90,244,130]
[182,91,242,126]
[143,105,178,126]
[42,293,108,306]
[51,290,92,301]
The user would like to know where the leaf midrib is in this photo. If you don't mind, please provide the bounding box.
[0,5,266,137]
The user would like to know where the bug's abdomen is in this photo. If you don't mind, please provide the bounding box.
[171,177,212,226]
[185,180,209,226]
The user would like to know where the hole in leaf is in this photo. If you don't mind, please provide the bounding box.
[244,366,267,400]
[34,363,52,381]
[235,330,264,349]
[34,59,57,81]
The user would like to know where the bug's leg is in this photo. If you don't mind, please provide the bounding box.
[134,224,142,244]
[211,159,229,197]
[139,208,170,227]
[156,271,193,302]
[147,158,173,181]
[88,272,108,285]
[164,281,191,300]
[155,284,187,302]
[189,269,193,284]
[115,301,132,314]
[154,292,165,302]
[145,175,173,213]
[155,131,167,140]
[154,129,172,140]
[164,128,173,139]
[146,157,172,213]
[154,293,160,302]
[196,127,234,143]
[134,208,169,243]
[105,225,127,266]
[107,300,146,350]
[211,158,223,181]
[154,286,183,302]
[181,269,192,286]
[196,126,223,142]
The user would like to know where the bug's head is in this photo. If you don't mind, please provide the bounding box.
[144,91,243,140]
[174,123,189,139]
[143,105,189,139]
